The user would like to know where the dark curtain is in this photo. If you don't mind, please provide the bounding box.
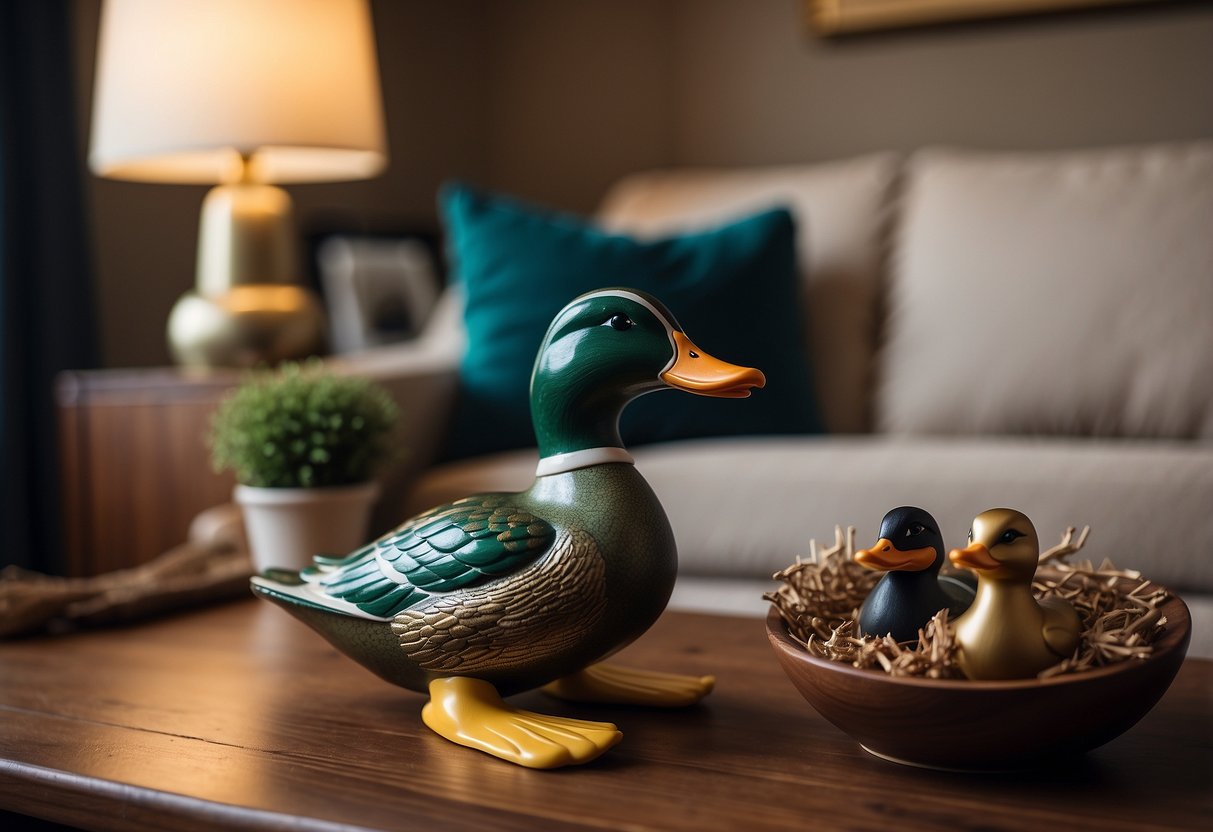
[0,1,100,572]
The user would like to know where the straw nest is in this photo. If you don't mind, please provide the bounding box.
[764,526,1169,679]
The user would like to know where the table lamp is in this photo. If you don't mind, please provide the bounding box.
[89,0,388,368]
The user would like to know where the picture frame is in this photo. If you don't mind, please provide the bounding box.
[805,0,1156,35]
[314,233,444,354]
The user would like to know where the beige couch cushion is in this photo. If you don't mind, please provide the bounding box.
[877,143,1213,439]
[598,153,899,434]
[402,436,1213,658]
[404,435,1213,595]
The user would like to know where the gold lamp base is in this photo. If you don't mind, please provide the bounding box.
[168,179,328,368]
[168,284,327,369]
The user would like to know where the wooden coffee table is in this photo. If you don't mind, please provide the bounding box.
[0,600,1208,830]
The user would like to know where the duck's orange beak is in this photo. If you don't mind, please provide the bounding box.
[660,331,766,399]
[948,543,1001,571]
[855,539,937,572]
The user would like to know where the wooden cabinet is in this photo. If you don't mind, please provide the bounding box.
[56,367,242,576]
[56,357,458,577]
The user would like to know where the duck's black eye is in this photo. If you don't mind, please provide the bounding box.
[608,314,633,331]
[967,529,973,543]
[905,523,925,537]
[998,529,1025,545]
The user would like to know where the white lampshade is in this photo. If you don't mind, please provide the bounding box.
[90,0,387,184]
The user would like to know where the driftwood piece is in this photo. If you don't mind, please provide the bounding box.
[1,505,253,638]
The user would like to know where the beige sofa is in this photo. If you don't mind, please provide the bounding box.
[340,141,1213,657]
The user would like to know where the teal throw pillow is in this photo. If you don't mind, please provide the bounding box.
[439,182,823,460]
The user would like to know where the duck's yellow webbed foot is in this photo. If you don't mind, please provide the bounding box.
[542,662,715,707]
[421,677,622,769]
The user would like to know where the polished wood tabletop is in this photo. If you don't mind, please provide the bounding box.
[0,599,1209,831]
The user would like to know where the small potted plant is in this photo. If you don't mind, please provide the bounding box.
[210,360,400,572]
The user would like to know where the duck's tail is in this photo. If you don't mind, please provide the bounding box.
[295,541,377,581]
[250,568,394,621]
[258,567,305,586]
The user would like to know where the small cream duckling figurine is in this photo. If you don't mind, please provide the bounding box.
[948,508,1082,680]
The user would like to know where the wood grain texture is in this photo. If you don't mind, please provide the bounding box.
[0,605,1209,831]
[56,368,241,577]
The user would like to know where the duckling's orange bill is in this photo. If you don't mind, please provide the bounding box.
[855,539,937,571]
[948,543,1001,571]
[660,331,766,398]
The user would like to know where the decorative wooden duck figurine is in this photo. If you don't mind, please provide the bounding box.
[251,288,765,768]
[948,508,1082,680]
[855,506,974,642]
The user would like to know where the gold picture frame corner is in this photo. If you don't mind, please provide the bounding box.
[804,0,1159,37]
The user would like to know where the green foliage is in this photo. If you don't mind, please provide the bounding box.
[210,360,400,488]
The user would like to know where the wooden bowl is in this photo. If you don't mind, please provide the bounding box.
[766,591,1191,770]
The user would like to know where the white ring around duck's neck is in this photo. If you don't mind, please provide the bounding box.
[536,446,635,477]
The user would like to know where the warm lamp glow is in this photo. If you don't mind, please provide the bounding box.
[89,0,387,185]
[88,0,389,368]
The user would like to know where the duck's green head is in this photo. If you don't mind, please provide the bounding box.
[530,288,765,461]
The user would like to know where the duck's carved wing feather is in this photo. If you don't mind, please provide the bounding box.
[301,496,556,620]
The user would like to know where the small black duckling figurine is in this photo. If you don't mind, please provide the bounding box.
[855,506,974,643]
[250,288,766,768]
[949,508,1082,680]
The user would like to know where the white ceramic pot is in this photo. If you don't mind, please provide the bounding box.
[235,482,380,573]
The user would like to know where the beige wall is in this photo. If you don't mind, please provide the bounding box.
[74,0,1213,367]
[670,0,1213,165]
[481,0,676,212]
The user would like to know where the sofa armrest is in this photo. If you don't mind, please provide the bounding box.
[327,287,464,533]
[333,359,460,537]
